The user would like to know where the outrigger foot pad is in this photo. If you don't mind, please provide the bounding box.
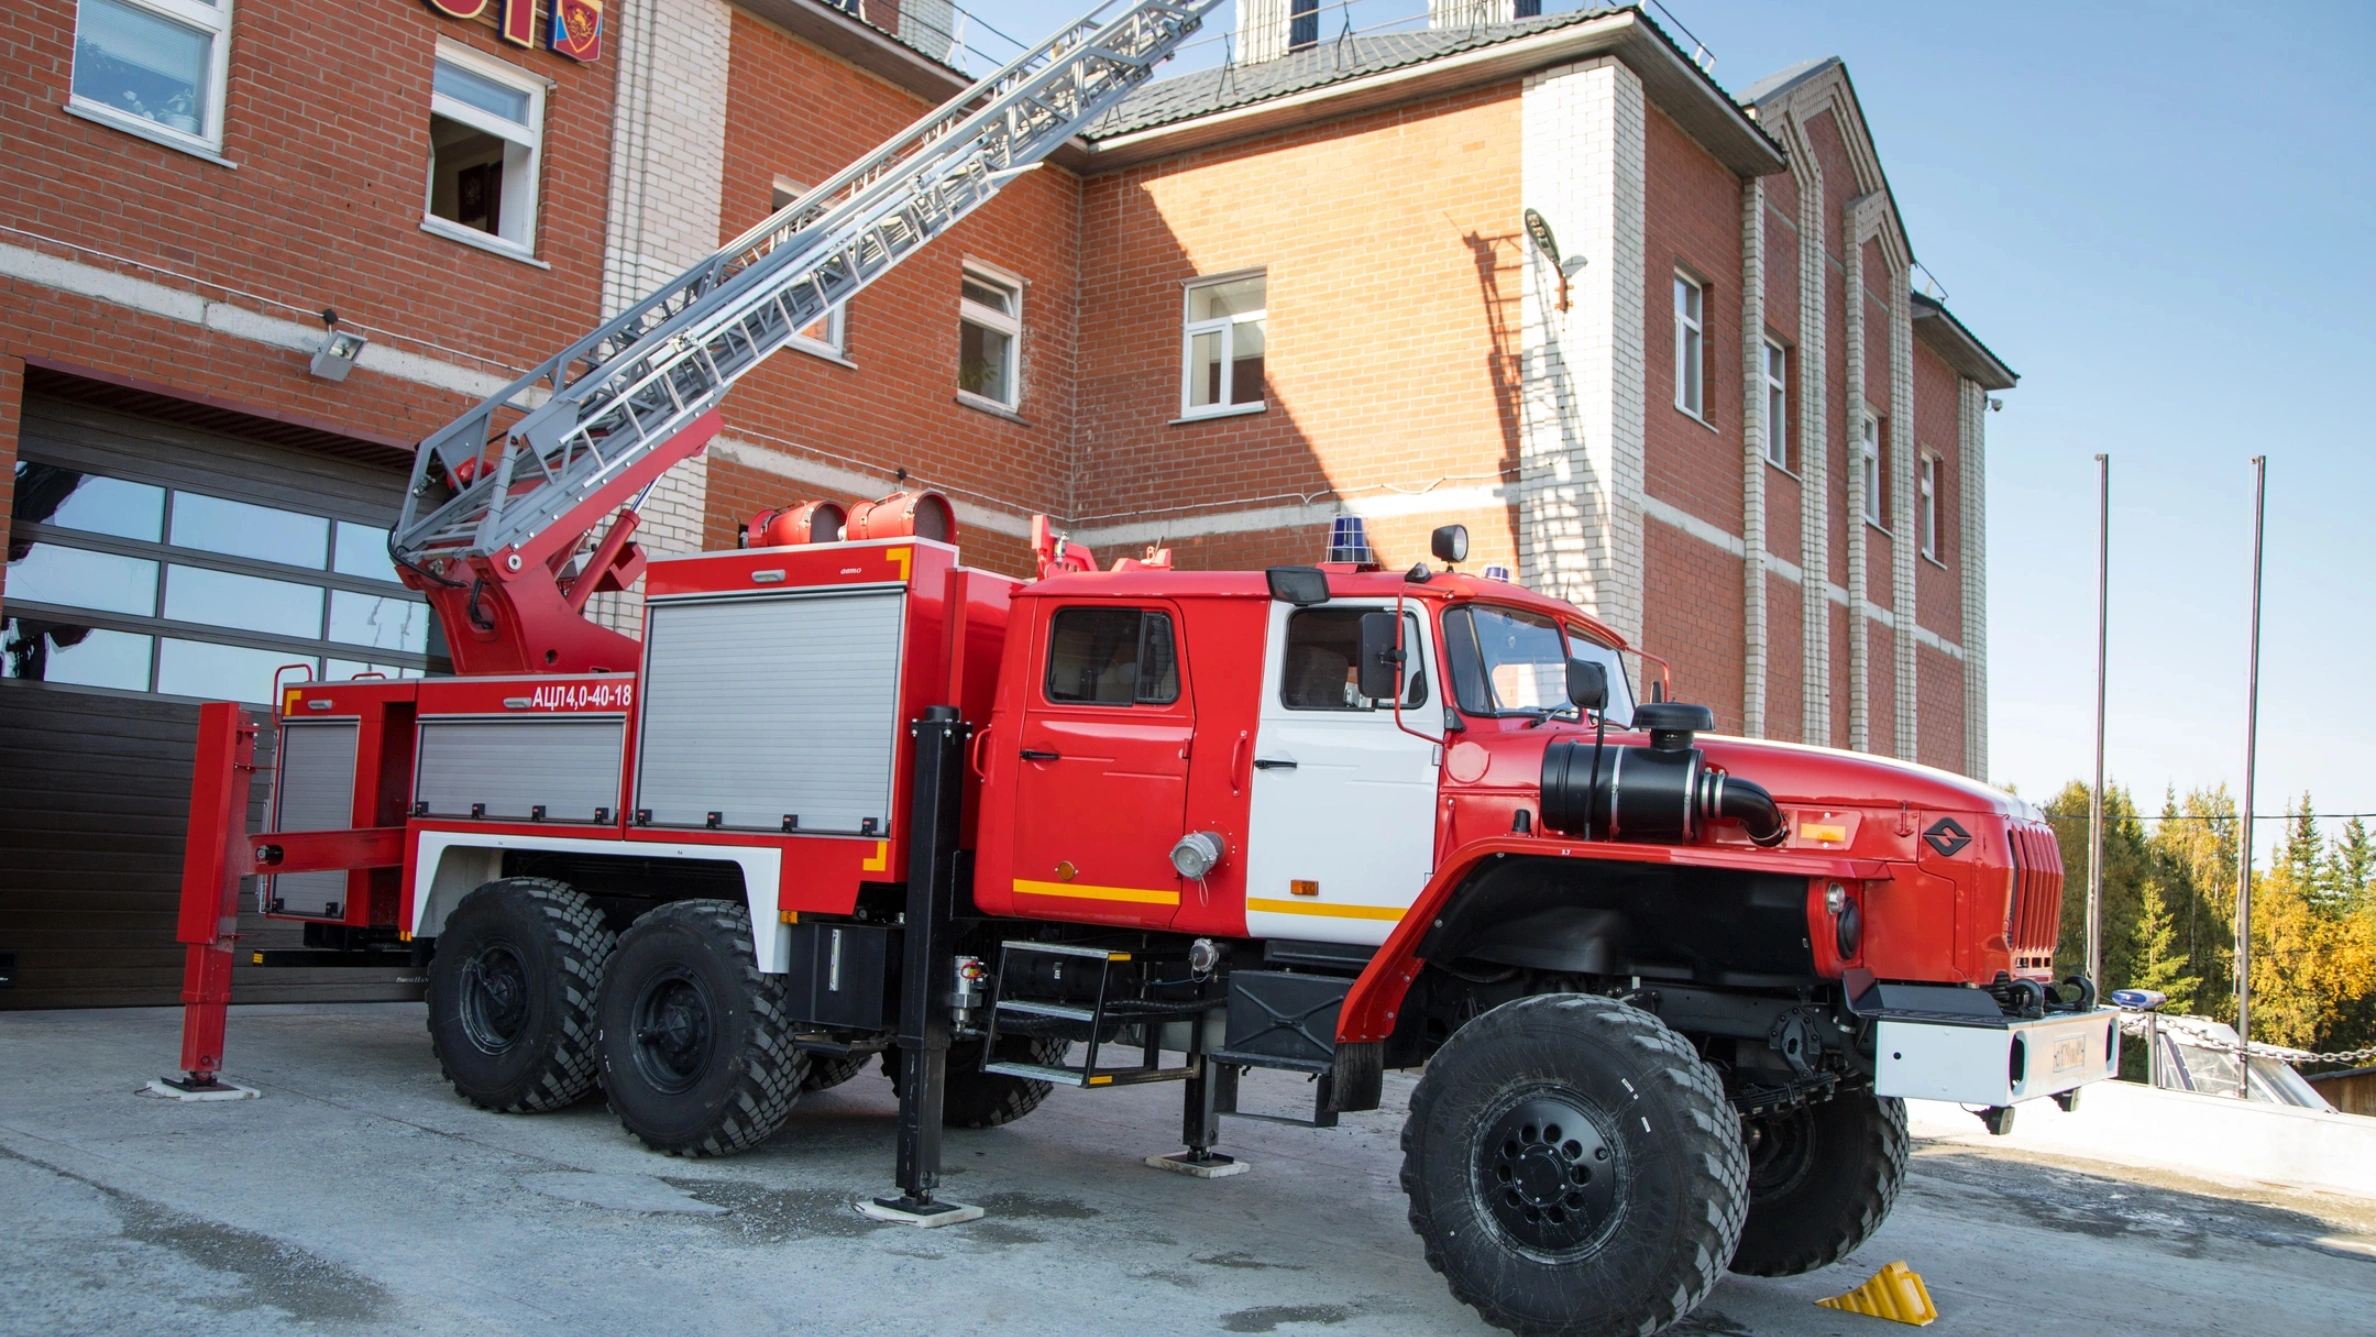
[143,1076,260,1102]
[1145,1151,1248,1179]
[858,1195,984,1227]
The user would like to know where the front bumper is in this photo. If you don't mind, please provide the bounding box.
[1873,1006,2122,1107]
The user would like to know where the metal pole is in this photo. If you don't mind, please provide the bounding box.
[2234,456,2266,1098]
[2088,454,2109,989]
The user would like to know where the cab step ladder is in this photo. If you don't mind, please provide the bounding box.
[982,940,1221,1087]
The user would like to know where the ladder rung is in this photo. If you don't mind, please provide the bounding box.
[984,1061,1194,1089]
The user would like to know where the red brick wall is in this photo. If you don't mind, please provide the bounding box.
[1764,569,1803,742]
[1,0,614,390]
[710,12,1080,542]
[1638,104,1752,725]
[1075,86,1523,576]
[1912,343,1962,637]
[1642,105,1746,535]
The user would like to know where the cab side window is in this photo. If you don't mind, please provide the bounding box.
[1045,607,1179,705]
[1280,608,1427,711]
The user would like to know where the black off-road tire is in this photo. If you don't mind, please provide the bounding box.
[596,900,809,1157]
[1401,994,1749,1337]
[425,878,615,1113]
[1729,1092,1908,1277]
[801,1052,876,1091]
[885,1034,1071,1128]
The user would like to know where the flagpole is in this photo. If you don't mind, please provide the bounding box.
[2235,456,2266,1098]
[2088,454,2108,989]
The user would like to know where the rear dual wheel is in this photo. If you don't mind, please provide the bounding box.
[596,899,809,1156]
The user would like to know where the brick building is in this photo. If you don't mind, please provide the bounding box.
[0,0,2012,1005]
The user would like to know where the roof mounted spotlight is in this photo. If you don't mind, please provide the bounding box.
[308,309,367,382]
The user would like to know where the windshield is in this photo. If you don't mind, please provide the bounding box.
[1440,604,1634,725]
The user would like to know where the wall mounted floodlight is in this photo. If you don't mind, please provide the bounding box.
[308,309,367,381]
[1523,208,1587,311]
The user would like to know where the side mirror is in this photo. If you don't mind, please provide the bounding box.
[1357,611,1404,703]
[1431,524,1469,565]
[1565,658,1608,712]
[1266,566,1330,606]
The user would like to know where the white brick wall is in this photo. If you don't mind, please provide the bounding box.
[1840,194,1873,753]
[1519,57,1646,654]
[1738,176,1767,737]
[1790,132,1831,746]
[1888,264,1918,761]
[1429,0,1517,28]
[586,0,734,634]
[1960,378,1989,779]
[1236,0,1290,64]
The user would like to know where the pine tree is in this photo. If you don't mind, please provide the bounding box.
[2148,786,2238,1022]
[2127,874,2201,1015]
[2329,816,2372,914]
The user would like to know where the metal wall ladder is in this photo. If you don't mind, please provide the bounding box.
[390,0,1220,575]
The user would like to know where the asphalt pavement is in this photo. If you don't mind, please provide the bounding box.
[2,1002,2371,1336]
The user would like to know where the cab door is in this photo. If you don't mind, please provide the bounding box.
[1008,603,1193,929]
[1242,601,1439,945]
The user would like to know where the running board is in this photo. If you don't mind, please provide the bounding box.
[984,1059,1197,1089]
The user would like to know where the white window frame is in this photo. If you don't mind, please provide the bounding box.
[773,178,848,359]
[1674,272,1705,419]
[1918,451,1939,560]
[1761,339,1789,470]
[1860,412,1884,529]
[66,0,236,160]
[957,260,1022,411]
[1179,270,1268,420]
[420,41,546,262]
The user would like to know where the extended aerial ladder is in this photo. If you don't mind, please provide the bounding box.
[388,0,1219,675]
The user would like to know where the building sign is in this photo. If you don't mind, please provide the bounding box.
[421,0,600,63]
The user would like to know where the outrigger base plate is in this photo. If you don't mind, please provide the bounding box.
[859,1196,984,1228]
[143,1077,260,1102]
[1145,1152,1248,1180]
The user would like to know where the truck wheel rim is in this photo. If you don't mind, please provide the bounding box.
[1474,1091,1622,1258]
[630,969,717,1096]
[1745,1106,1816,1197]
[459,944,531,1055]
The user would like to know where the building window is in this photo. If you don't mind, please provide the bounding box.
[68,0,235,154]
[1918,452,1939,560]
[1860,413,1884,527]
[422,44,545,257]
[958,264,1021,409]
[1674,273,1705,418]
[772,180,847,356]
[1181,273,1267,418]
[1761,340,1789,469]
[5,461,433,704]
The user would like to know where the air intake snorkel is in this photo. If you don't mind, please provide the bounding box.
[1539,702,1787,847]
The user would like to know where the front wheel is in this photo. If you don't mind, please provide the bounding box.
[1729,1092,1907,1276]
[1401,994,1748,1337]
[596,900,808,1156]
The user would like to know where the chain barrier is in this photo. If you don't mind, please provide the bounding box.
[2117,1011,2376,1066]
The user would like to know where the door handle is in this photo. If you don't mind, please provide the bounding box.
[1019,748,1061,761]
[1252,758,1297,770]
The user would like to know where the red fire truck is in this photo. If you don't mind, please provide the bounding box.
[161,5,2115,1334]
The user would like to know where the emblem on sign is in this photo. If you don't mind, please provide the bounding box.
[1923,817,1972,858]
[552,0,603,62]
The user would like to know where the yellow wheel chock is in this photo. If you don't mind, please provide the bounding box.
[1814,1260,1938,1326]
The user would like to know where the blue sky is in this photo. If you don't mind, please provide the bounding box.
[953,0,2373,850]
